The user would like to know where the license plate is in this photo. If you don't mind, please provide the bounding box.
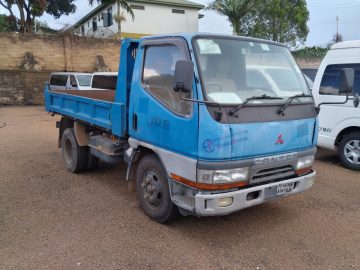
[276,182,294,195]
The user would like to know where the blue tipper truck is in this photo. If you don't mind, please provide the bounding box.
[45,33,317,222]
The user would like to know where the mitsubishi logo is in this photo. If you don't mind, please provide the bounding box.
[276,134,284,145]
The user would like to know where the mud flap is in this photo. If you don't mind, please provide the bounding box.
[124,147,140,192]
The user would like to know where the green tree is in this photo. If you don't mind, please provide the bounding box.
[46,0,77,18]
[206,0,259,35]
[242,0,309,46]
[0,14,11,32]
[89,0,134,36]
[0,0,76,33]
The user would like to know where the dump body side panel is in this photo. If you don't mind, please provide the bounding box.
[45,39,139,138]
[45,85,126,137]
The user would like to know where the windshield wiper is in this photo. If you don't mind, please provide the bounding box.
[277,93,313,116]
[229,95,282,116]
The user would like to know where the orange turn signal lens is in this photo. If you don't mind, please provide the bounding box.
[295,167,312,176]
[170,173,247,191]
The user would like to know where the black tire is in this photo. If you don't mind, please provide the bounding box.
[61,128,88,173]
[86,152,100,171]
[339,132,360,171]
[136,154,178,223]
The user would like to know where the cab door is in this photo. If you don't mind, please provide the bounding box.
[129,38,199,158]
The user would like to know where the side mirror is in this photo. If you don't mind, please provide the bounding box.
[354,93,360,108]
[339,68,355,94]
[173,60,194,93]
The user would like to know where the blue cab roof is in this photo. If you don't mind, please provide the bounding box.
[138,32,286,48]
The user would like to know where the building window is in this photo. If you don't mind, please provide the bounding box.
[172,9,185,14]
[320,64,360,95]
[81,25,85,36]
[103,8,113,27]
[98,14,101,21]
[130,4,145,10]
[142,45,192,115]
[87,21,89,27]
[108,7,113,26]
[92,18,97,32]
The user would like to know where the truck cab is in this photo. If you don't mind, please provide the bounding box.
[126,34,317,218]
[45,33,317,222]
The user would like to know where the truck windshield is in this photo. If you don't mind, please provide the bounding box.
[193,38,311,105]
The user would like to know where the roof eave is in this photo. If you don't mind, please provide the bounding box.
[134,0,204,9]
[73,4,110,28]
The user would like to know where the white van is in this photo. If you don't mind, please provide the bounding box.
[49,72,93,90]
[312,40,360,170]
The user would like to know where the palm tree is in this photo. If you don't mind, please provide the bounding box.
[206,0,258,36]
[89,0,134,37]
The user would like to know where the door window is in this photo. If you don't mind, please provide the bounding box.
[142,45,192,115]
[320,64,360,95]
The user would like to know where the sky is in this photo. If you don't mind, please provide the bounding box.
[1,0,360,47]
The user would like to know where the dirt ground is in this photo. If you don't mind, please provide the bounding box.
[1,106,360,270]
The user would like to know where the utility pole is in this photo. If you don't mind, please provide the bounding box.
[336,16,339,42]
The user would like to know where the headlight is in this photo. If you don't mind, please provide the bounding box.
[197,167,250,184]
[296,155,315,170]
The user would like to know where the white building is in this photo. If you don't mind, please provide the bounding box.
[73,0,204,39]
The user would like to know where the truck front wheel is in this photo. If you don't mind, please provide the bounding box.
[61,128,88,173]
[136,154,178,223]
[339,132,360,171]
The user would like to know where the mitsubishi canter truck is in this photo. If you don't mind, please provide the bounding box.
[45,34,318,222]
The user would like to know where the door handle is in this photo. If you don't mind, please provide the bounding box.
[133,113,138,130]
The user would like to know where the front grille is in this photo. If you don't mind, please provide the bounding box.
[250,165,295,184]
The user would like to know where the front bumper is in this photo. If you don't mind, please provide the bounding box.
[194,171,316,216]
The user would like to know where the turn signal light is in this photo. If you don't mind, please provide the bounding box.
[295,167,312,176]
[171,173,247,191]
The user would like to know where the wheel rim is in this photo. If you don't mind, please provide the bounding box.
[344,139,360,165]
[63,138,73,165]
[141,170,164,208]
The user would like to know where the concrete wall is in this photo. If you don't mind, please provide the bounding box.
[295,58,322,69]
[0,70,50,105]
[0,33,121,105]
[0,33,121,72]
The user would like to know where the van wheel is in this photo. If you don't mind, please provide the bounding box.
[136,155,178,223]
[61,128,88,173]
[339,132,360,171]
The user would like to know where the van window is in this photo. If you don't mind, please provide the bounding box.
[77,75,92,86]
[92,75,117,90]
[50,75,68,86]
[142,45,191,115]
[320,64,360,95]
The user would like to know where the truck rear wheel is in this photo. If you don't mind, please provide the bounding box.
[339,132,360,171]
[61,128,88,173]
[136,154,178,223]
